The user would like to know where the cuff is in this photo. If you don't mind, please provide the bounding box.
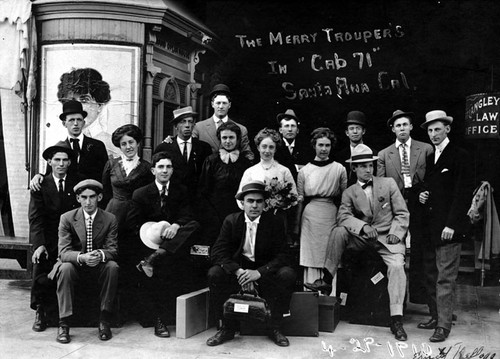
[98,250,106,262]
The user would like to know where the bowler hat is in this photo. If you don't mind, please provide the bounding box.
[276,109,299,125]
[420,110,453,129]
[42,141,75,161]
[73,179,103,194]
[59,100,87,121]
[235,180,270,201]
[345,144,379,163]
[139,221,171,249]
[170,106,197,124]
[345,111,367,127]
[210,84,231,99]
[387,110,414,127]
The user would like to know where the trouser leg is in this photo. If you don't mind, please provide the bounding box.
[422,243,438,318]
[435,243,461,331]
[376,244,407,316]
[324,227,349,277]
[207,265,239,329]
[56,262,79,319]
[96,261,120,315]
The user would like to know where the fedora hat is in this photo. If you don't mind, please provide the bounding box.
[420,110,453,129]
[387,110,414,127]
[235,180,270,201]
[42,140,75,161]
[276,109,299,125]
[210,83,231,99]
[345,144,379,163]
[170,106,197,124]
[59,100,87,121]
[139,221,171,249]
[345,111,367,127]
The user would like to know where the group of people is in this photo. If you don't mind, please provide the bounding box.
[28,82,473,348]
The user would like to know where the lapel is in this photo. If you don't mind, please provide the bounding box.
[44,175,60,207]
[73,208,87,248]
[352,183,373,219]
[235,212,246,255]
[206,117,219,147]
[409,141,421,175]
[92,209,105,244]
[387,144,403,181]
[371,177,384,218]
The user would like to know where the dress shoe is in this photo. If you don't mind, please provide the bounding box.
[269,329,290,347]
[32,305,47,332]
[206,328,235,346]
[304,279,332,294]
[390,321,407,341]
[429,327,449,342]
[154,317,170,338]
[417,317,438,330]
[136,251,164,277]
[56,326,71,344]
[98,322,112,341]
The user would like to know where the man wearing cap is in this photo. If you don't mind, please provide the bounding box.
[206,181,295,347]
[29,142,80,332]
[336,110,376,186]
[154,106,212,200]
[324,144,409,341]
[377,110,433,304]
[416,110,473,342]
[192,84,254,162]
[127,151,199,337]
[49,179,119,344]
[30,100,109,191]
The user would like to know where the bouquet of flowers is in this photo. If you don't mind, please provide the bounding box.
[264,177,298,214]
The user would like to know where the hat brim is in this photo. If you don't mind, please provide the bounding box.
[387,112,414,127]
[170,112,198,124]
[420,116,453,129]
[276,113,298,122]
[346,155,379,163]
[59,110,88,121]
[42,145,75,161]
[139,221,170,250]
[235,189,270,201]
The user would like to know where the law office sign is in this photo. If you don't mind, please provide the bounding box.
[465,93,500,139]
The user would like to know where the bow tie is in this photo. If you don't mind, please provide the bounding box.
[219,149,240,164]
[361,180,373,189]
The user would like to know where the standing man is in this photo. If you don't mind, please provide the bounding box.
[49,180,119,344]
[377,110,433,304]
[417,110,473,342]
[336,110,375,186]
[193,84,254,162]
[30,100,109,190]
[154,106,212,198]
[324,144,409,341]
[29,142,80,332]
[206,181,296,347]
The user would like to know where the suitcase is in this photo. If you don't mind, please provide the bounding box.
[176,287,211,338]
[318,296,340,332]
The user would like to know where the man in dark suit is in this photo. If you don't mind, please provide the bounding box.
[206,181,296,347]
[193,84,254,162]
[377,110,433,304]
[30,100,108,190]
[127,151,199,337]
[29,142,80,332]
[49,180,119,344]
[154,106,212,200]
[417,110,474,342]
[324,144,409,341]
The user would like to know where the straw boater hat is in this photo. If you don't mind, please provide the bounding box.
[345,144,379,164]
[170,106,197,124]
[235,180,270,201]
[139,221,171,249]
[209,83,231,99]
[420,110,453,129]
[345,111,367,127]
[276,109,299,125]
[59,100,87,121]
[387,110,414,127]
[42,140,75,161]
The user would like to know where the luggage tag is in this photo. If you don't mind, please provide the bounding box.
[234,303,249,313]
[371,272,384,285]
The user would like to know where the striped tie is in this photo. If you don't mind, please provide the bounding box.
[400,144,410,175]
[86,217,93,253]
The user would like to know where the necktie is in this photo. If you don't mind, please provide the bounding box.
[86,217,93,253]
[361,180,372,189]
[160,185,167,208]
[182,141,188,162]
[216,120,222,129]
[288,145,294,155]
[58,179,64,201]
[400,144,410,175]
[70,138,80,158]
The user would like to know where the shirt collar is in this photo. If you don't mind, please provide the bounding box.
[285,139,296,148]
[395,137,412,148]
[435,137,450,153]
[68,133,84,143]
[245,213,261,224]
[83,209,97,222]
[176,136,192,145]
[52,173,67,184]
[155,180,170,192]
[213,116,229,124]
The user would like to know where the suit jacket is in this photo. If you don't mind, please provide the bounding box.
[377,139,433,192]
[28,173,80,256]
[58,208,118,266]
[193,116,254,161]
[338,176,409,254]
[336,143,377,186]
[153,137,212,192]
[418,142,474,243]
[211,211,290,276]
[274,136,312,181]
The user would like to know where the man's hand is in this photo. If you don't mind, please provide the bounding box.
[241,282,255,294]
[81,251,101,267]
[30,174,44,191]
[386,234,401,244]
[419,191,429,204]
[362,224,378,240]
[162,223,180,239]
[236,269,261,286]
[162,135,174,144]
[441,227,455,241]
[32,245,48,263]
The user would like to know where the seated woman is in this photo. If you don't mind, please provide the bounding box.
[198,122,252,246]
[297,128,347,291]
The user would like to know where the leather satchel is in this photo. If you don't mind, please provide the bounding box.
[223,289,271,323]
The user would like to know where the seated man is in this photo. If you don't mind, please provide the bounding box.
[324,144,409,341]
[127,151,199,338]
[206,181,296,347]
[49,180,119,344]
[29,142,80,332]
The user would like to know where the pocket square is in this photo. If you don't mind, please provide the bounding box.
[441,168,449,173]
